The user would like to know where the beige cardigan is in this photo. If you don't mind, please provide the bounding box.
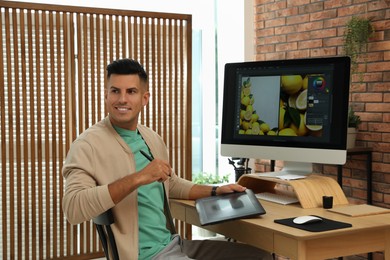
[62,117,194,260]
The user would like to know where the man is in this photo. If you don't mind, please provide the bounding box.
[62,58,272,260]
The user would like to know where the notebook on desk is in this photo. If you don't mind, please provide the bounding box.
[328,204,390,217]
[195,189,266,226]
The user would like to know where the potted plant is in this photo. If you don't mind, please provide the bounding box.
[347,106,361,149]
[193,172,230,185]
[343,16,374,77]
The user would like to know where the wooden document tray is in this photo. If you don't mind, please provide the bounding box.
[238,174,349,208]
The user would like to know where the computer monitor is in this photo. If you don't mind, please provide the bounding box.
[221,56,351,176]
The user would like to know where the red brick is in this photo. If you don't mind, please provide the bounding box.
[287,0,310,7]
[367,61,390,73]
[373,30,385,41]
[384,93,390,102]
[323,36,343,47]
[286,32,311,42]
[383,133,390,143]
[256,0,274,4]
[310,10,337,21]
[256,37,266,45]
[338,4,367,16]
[384,72,390,81]
[256,27,275,37]
[383,152,390,163]
[376,182,390,197]
[286,50,310,59]
[276,7,299,18]
[256,12,275,21]
[373,194,384,204]
[310,28,337,39]
[368,0,388,11]
[255,20,265,29]
[286,14,310,25]
[265,1,287,12]
[265,52,287,60]
[264,35,287,44]
[275,42,297,51]
[366,103,390,112]
[297,21,323,32]
[368,82,390,93]
[275,25,298,35]
[256,44,275,53]
[373,162,390,173]
[310,47,337,56]
[372,151,383,162]
[385,30,390,41]
[298,39,322,49]
[324,0,353,9]
[368,41,390,52]
[324,16,350,29]
[365,52,384,62]
[255,53,266,60]
[369,122,390,132]
[349,178,366,189]
[353,72,383,82]
[384,51,390,60]
[358,112,383,122]
[255,5,265,14]
[265,17,286,28]
[384,113,390,122]
[359,132,382,142]
[323,165,338,175]
[352,93,383,102]
[350,82,367,92]
[298,2,324,14]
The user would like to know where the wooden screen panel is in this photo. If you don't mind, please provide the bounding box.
[0,2,192,259]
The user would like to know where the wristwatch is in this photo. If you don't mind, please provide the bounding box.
[211,186,218,196]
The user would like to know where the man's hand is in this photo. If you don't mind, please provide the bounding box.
[108,158,171,204]
[215,183,246,195]
[188,183,246,200]
[137,158,172,184]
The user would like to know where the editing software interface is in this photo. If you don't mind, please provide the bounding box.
[235,65,334,143]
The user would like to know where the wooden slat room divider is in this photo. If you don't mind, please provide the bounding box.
[0,1,192,259]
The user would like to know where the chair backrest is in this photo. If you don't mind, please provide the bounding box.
[93,209,119,260]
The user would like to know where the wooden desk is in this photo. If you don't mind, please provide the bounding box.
[170,199,390,260]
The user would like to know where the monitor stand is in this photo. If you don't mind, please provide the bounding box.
[259,161,312,179]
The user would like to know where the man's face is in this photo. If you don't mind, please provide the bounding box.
[105,74,149,130]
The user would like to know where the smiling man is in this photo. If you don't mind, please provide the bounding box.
[62,58,272,260]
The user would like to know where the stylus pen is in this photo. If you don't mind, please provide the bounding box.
[140,150,172,178]
[140,150,153,161]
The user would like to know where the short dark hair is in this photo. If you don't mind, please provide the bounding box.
[106,58,148,83]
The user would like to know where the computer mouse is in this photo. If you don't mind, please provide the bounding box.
[293,215,322,225]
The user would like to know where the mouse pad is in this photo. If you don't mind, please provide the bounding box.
[274,215,352,232]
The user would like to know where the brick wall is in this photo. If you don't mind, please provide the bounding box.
[253,0,390,208]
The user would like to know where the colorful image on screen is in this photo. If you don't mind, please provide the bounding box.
[238,74,330,137]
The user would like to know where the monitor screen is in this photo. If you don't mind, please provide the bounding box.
[221,57,350,174]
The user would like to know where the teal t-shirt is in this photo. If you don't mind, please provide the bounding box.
[114,126,172,260]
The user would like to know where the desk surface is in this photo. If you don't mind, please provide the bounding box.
[171,199,390,260]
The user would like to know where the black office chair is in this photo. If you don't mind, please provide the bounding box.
[93,209,119,260]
